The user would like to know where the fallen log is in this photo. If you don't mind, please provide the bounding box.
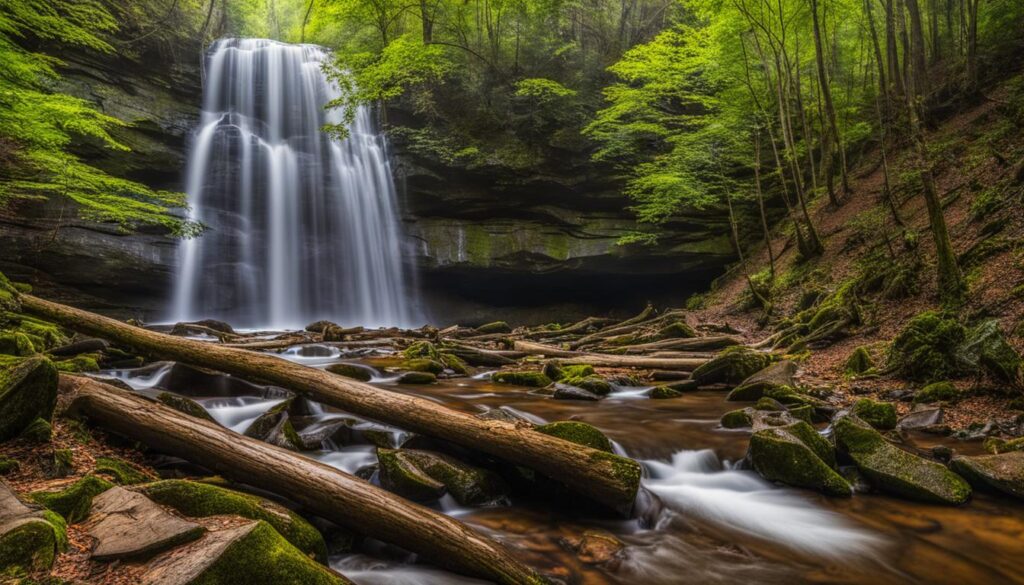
[61,375,547,584]
[570,308,685,349]
[522,316,616,340]
[22,294,640,514]
[615,335,741,354]
[512,340,709,370]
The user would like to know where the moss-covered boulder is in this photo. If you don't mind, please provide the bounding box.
[492,370,552,387]
[748,421,852,496]
[844,346,875,377]
[138,479,328,562]
[726,360,797,401]
[95,456,157,485]
[949,452,1024,499]
[721,408,754,429]
[397,371,437,384]
[536,421,613,453]
[19,417,52,443]
[0,355,58,441]
[325,363,374,382]
[0,482,67,575]
[0,457,19,475]
[476,321,512,334]
[693,347,775,386]
[376,448,446,502]
[833,414,971,505]
[243,399,302,451]
[30,475,114,523]
[53,353,101,373]
[140,520,347,585]
[914,381,959,404]
[958,319,1021,383]
[655,321,696,339]
[559,374,612,396]
[649,386,683,399]
[887,311,966,382]
[378,449,509,506]
[402,341,440,360]
[851,399,897,430]
[157,392,217,423]
[0,332,35,356]
[439,352,470,375]
[400,358,445,374]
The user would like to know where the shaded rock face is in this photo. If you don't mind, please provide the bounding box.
[0,41,201,318]
[389,118,736,323]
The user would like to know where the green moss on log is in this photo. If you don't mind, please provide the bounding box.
[30,475,114,523]
[536,421,613,453]
[95,457,156,485]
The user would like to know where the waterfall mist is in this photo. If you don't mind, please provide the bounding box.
[172,38,418,330]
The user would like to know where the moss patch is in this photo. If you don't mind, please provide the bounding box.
[0,355,58,441]
[476,321,512,334]
[30,475,114,523]
[536,421,613,452]
[0,332,35,356]
[95,457,157,485]
[851,399,897,430]
[844,346,875,377]
[692,347,776,385]
[914,381,959,403]
[748,422,852,496]
[887,311,966,382]
[492,370,552,387]
[138,480,328,563]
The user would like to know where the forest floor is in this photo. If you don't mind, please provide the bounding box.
[690,81,1024,431]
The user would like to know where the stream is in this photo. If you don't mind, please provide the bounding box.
[103,341,1024,584]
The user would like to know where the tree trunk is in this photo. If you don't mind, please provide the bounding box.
[965,0,980,91]
[513,340,710,369]
[21,295,641,514]
[811,0,850,198]
[753,131,776,277]
[865,0,889,112]
[885,0,906,98]
[60,376,548,585]
[905,0,931,97]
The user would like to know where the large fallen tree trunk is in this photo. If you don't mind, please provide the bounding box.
[60,376,547,585]
[22,294,640,514]
[512,340,709,370]
[614,335,741,354]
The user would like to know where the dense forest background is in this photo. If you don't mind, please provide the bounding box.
[1,0,1022,311]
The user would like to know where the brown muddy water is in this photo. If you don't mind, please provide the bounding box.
[106,343,1024,585]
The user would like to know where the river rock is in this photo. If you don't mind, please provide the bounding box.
[0,355,58,441]
[325,363,374,382]
[243,399,303,450]
[850,398,897,430]
[492,370,552,387]
[726,360,797,401]
[693,347,775,386]
[397,371,437,384]
[833,414,971,505]
[138,479,328,562]
[157,392,217,423]
[897,405,944,430]
[564,529,624,566]
[86,487,204,560]
[377,448,509,506]
[553,383,601,401]
[305,320,339,333]
[950,452,1024,499]
[1,480,66,575]
[139,520,348,585]
[748,421,852,496]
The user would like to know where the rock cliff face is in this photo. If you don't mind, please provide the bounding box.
[1,42,737,324]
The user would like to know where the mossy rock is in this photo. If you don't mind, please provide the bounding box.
[138,479,328,563]
[560,375,612,396]
[0,456,18,475]
[0,332,35,356]
[19,417,52,443]
[833,414,971,505]
[748,421,852,496]
[958,319,1021,383]
[8,314,68,351]
[30,475,114,523]
[914,381,959,404]
[95,457,157,485]
[851,399,897,430]
[655,321,696,339]
[439,352,470,375]
[984,436,1024,454]
[170,520,346,585]
[476,321,512,334]
[402,341,440,360]
[492,370,552,387]
[0,271,19,312]
[400,358,445,374]
[536,421,613,453]
[157,392,217,423]
[649,386,683,399]
[693,347,776,385]
[243,400,302,451]
[377,448,509,506]
[376,448,446,502]
[0,355,58,441]
[754,397,785,411]
[0,517,59,575]
[721,408,753,428]
[726,360,797,402]
[844,346,876,377]
[949,452,1024,499]
[325,363,373,382]
[53,354,100,373]
[50,449,73,478]
[397,371,436,384]
[787,404,814,424]
[887,311,966,382]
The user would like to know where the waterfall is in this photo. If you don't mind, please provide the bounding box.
[172,38,417,330]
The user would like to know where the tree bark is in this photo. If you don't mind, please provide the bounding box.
[811,0,850,198]
[21,295,641,514]
[60,375,548,585]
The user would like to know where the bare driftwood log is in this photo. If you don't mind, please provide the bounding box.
[615,335,741,354]
[512,340,709,370]
[22,295,640,513]
[570,308,687,349]
[522,316,616,340]
[61,376,547,584]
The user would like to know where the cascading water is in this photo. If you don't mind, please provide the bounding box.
[172,38,417,330]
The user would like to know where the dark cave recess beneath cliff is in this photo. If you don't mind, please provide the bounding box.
[417,266,721,327]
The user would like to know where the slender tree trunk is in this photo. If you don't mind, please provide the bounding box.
[884,0,906,98]
[301,0,315,43]
[61,376,549,585]
[865,0,890,112]
[811,0,850,198]
[753,131,776,277]
[873,87,905,226]
[20,295,642,514]
[965,0,980,91]
[905,0,931,96]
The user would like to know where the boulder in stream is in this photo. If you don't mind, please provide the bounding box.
[377,448,509,506]
[748,421,853,496]
[492,370,552,387]
[950,451,1024,499]
[833,414,971,505]
[157,391,217,423]
[726,360,798,401]
[397,371,437,384]
[692,347,775,386]
[243,399,303,450]
[325,363,374,382]
[850,398,897,430]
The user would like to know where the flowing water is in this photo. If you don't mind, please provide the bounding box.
[105,347,1024,585]
[172,39,417,330]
